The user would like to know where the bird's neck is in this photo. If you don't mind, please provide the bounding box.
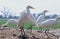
[42,12,46,19]
[26,8,30,14]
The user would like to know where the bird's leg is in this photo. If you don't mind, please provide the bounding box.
[31,25,32,33]
[30,25,33,35]
[19,25,27,38]
[19,24,25,36]
[18,26,27,39]
[29,24,35,36]
[45,32,51,39]
[19,26,23,36]
[45,28,51,39]
[45,28,49,33]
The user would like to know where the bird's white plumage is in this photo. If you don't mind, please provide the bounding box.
[36,18,59,28]
[6,19,18,24]
[28,13,36,24]
[17,6,36,27]
[37,15,44,23]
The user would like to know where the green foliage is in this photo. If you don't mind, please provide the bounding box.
[7,23,17,28]
[0,19,60,30]
[0,19,17,28]
[0,19,7,25]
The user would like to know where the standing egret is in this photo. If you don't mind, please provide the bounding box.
[36,10,49,25]
[17,6,36,38]
[37,16,60,30]
[36,17,60,38]
[18,5,35,28]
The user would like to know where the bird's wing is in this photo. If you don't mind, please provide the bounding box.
[18,11,27,21]
[36,15,44,23]
[27,13,37,25]
[37,19,54,27]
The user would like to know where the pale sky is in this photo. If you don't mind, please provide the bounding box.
[0,0,60,16]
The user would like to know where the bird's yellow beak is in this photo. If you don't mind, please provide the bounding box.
[27,5,35,9]
[30,6,35,9]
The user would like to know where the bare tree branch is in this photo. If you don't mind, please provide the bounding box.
[1,7,13,18]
